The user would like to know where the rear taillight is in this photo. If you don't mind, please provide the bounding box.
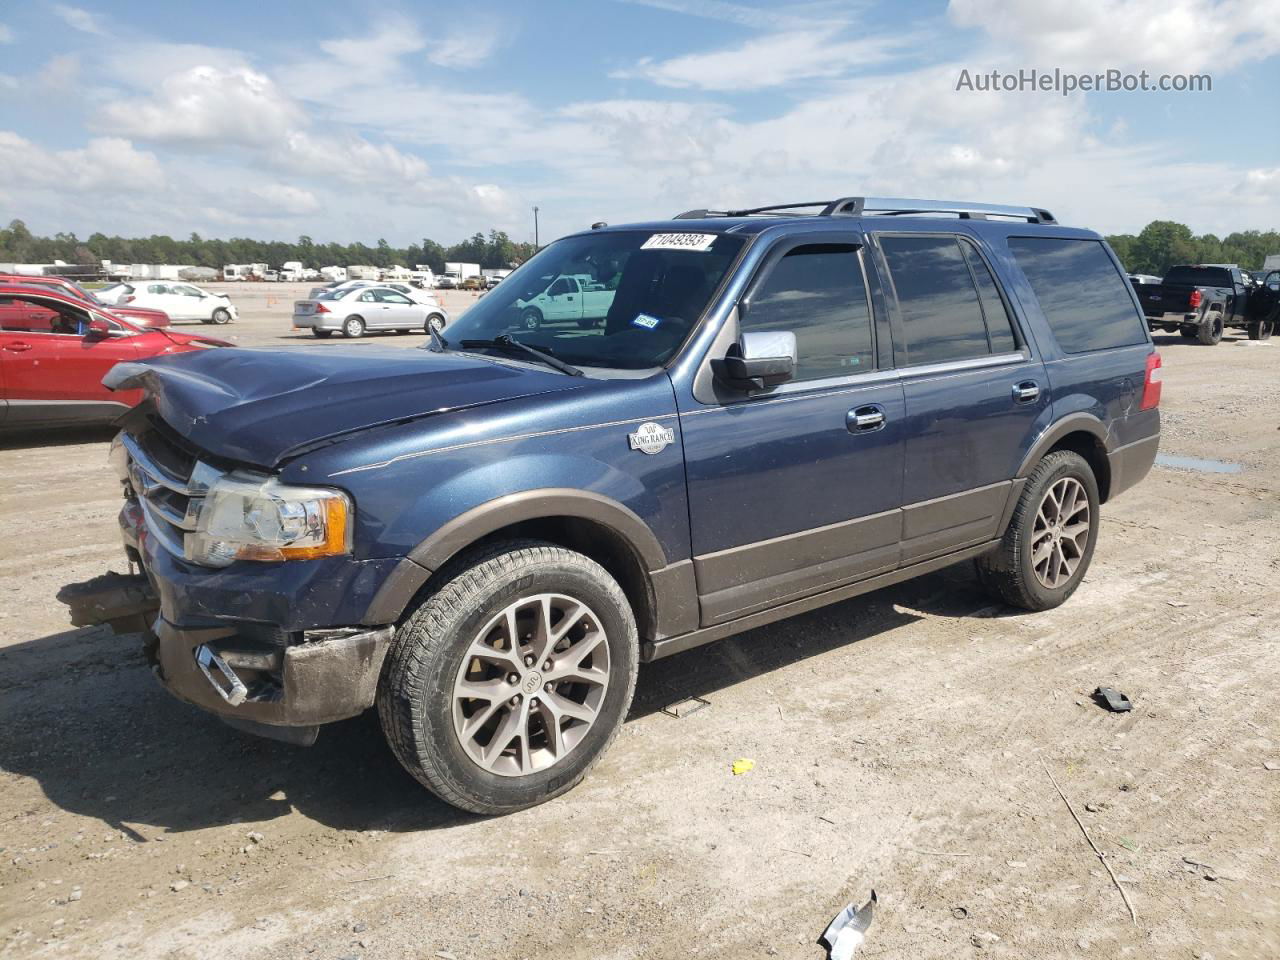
[1140,352,1162,410]
[123,295,135,303]
[314,303,329,314]
[1188,289,1202,308]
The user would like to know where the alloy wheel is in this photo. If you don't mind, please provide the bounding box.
[1030,477,1090,589]
[451,593,610,777]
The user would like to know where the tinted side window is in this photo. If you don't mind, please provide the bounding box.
[743,244,873,381]
[960,241,1018,354]
[881,236,989,366]
[1009,237,1147,353]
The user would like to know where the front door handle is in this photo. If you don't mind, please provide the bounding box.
[3,341,33,352]
[847,404,886,432]
[1013,380,1040,403]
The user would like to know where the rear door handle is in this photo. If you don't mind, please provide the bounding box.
[3,342,33,352]
[1013,381,1040,403]
[847,404,886,432]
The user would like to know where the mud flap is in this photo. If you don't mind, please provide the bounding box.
[56,570,160,637]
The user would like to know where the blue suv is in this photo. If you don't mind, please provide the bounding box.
[75,197,1162,814]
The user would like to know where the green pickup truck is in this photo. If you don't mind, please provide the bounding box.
[516,274,616,330]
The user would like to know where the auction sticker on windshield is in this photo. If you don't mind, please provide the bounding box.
[641,233,718,252]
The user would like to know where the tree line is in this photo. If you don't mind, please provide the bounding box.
[0,220,538,274]
[1,218,1276,279]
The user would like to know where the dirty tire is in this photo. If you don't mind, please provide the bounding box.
[976,450,1100,612]
[377,540,639,815]
[343,315,365,338]
[1197,312,1224,345]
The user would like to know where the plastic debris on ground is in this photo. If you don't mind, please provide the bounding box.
[819,890,876,960]
[730,758,755,775]
[1092,686,1133,712]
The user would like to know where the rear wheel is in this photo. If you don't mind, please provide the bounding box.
[343,315,366,339]
[1197,312,1224,345]
[977,451,1100,611]
[377,541,639,815]
[1248,320,1273,341]
[311,329,333,339]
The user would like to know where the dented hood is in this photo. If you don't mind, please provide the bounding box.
[105,346,587,468]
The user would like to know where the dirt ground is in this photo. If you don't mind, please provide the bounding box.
[1,290,1277,959]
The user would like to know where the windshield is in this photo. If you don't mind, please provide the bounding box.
[439,230,745,370]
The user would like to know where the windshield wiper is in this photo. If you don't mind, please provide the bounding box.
[459,334,584,377]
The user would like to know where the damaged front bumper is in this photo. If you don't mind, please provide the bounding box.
[58,491,399,743]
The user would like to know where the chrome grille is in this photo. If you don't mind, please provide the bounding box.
[122,430,221,559]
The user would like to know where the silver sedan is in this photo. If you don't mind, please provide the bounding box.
[292,286,450,339]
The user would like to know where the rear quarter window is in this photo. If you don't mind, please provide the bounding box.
[1008,237,1147,354]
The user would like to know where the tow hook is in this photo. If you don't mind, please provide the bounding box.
[195,645,249,706]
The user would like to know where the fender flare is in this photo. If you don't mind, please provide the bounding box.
[1015,413,1109,479]
[362,488,670,625]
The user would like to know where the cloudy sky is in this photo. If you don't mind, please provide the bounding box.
[1,0,1278,246]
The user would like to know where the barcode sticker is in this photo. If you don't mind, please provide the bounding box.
[640,233,718,252]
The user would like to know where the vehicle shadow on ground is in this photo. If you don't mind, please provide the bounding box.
[0,425,116,450]
[1,564,1006,835]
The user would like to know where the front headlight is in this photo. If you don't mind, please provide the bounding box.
[185,474,352,568]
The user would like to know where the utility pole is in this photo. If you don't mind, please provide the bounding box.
[532,206,540,249]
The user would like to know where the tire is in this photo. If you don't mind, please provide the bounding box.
[425,313,445,332]
[377,540,639,815]
[1197,312,1224,345]
[211,307,232,325]
[311,329,333,339]
[520,308,542,331]
[976,450,1100,612]
[1248,320,1273,341]
[343,315,366,339]
[1179,324,1198,340]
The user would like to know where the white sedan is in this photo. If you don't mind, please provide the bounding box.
[98,282,238,325]
[325,279,443,307]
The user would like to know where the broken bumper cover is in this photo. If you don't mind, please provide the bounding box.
[155,619,393,727]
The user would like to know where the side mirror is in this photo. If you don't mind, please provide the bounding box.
[715,330,797,391]
[85,318,112,341]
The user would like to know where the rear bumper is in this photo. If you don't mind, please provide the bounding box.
[291,314,341,331]
[1146,310,1198,324]
[1107,432,1160,499]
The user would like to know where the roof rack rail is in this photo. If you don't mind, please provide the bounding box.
[673,197,1057,225]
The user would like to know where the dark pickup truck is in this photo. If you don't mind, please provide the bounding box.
[1139,265,1274,344]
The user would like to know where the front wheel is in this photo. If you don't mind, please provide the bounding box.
[211,307,232,325]
[377,541,639,815]
[976,450,1100,611]
[520,308,542,331]
[425,313,445,333]
[343,315,366,338]
[1248,320,1273,341]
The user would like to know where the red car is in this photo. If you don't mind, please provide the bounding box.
[0,274,172,329]
[0,286,232,432]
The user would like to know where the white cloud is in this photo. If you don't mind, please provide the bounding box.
[615,29,912,90]
[424,20,505,68]
[52,4,107,36]
[615,0,840,30]
[247,183,321,215]
[0,132,162,191]
[274,131,430,186]
[99,66,303,147]
[0,74,16,89]
[0,23,13,43]
[948,0,1280,73]
[320,17,425,70]
[36,53,80,91]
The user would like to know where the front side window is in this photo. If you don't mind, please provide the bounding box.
[0,296,91,334]
[438,230,746,371]
[880,235,993,366]
[742,243,874,381]
[147,284,168,295]
[1009,237,1147,353]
